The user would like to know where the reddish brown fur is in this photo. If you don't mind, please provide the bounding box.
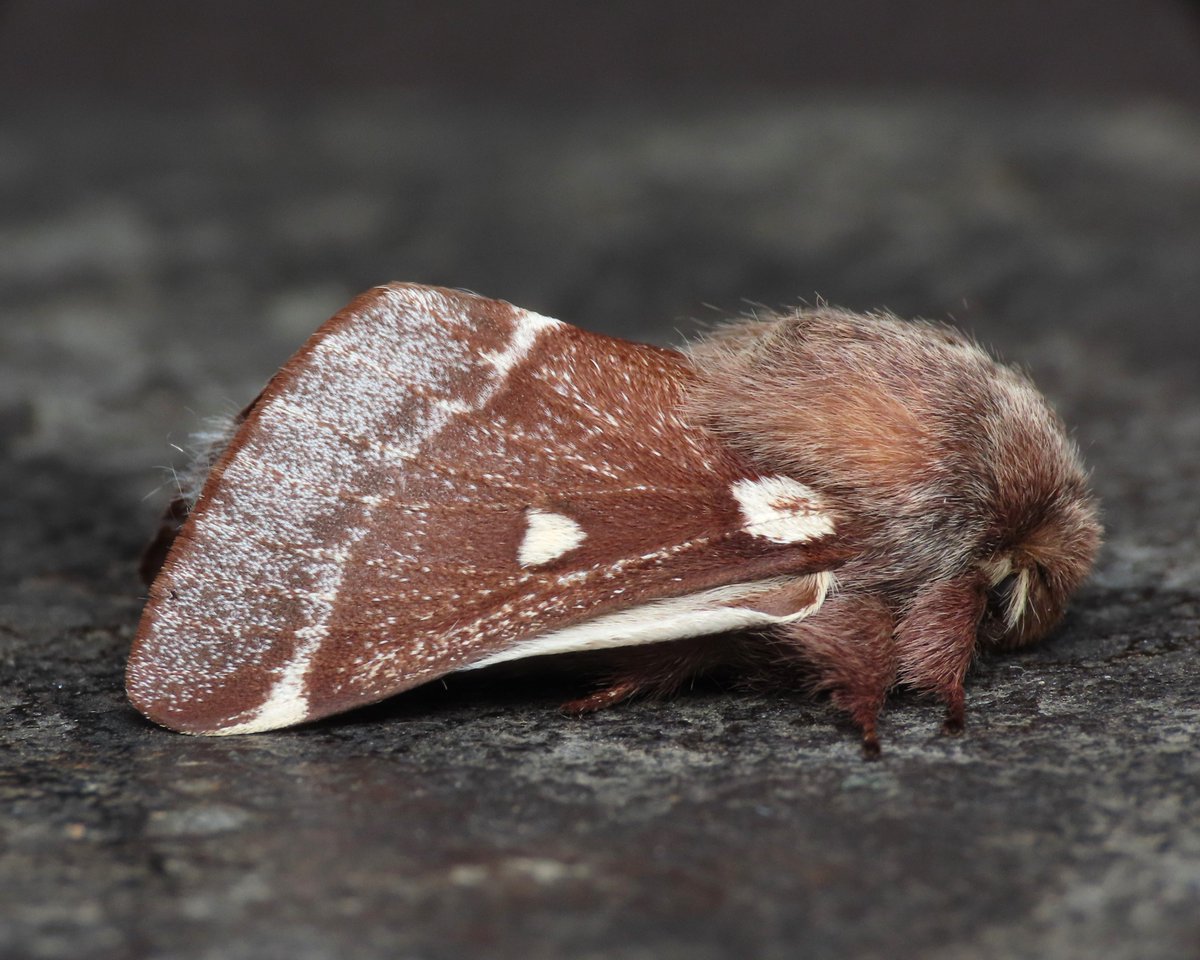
[683,308,1100,748]
[575,308,1100,753]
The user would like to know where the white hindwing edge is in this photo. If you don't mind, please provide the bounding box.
[463,572,833,671]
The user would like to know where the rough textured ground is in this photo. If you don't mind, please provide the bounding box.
[1,96,1198,960]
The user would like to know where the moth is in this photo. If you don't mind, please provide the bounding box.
[129,283,1101,754]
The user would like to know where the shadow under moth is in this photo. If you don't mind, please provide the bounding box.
[130,283,1100,755]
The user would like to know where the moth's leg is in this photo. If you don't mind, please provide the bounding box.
[560,636,732,715]
[895,573,987,734]
[776,593,896,757]
[560,677,645,714]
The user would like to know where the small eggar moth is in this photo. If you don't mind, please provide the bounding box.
[129,283,1100,755]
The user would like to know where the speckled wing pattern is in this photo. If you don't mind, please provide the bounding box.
[128,284,844,734]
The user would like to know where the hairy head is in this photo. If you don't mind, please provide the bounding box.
[686,307,1101,648]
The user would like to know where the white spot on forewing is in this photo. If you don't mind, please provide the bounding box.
[463,573,832,670]
[518,508,587,567]
[731,476,833,543]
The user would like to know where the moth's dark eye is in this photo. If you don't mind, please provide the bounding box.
[987,573,1018,615]
[979,571,1024,648]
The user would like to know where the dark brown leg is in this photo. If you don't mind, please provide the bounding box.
[894,573,987,735]
[942,683,967,736]
[560,678,645,715]
[774,593,897,757]
[558,635,735,715]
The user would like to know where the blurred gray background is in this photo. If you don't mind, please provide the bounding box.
[2,4,1199,960]
[3,0,1199,101]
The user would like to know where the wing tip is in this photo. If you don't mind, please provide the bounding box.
[125,619,285,738]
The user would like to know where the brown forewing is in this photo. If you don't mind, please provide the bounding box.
[128,285,846,733]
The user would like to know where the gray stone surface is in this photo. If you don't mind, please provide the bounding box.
[1,96,1198,960]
